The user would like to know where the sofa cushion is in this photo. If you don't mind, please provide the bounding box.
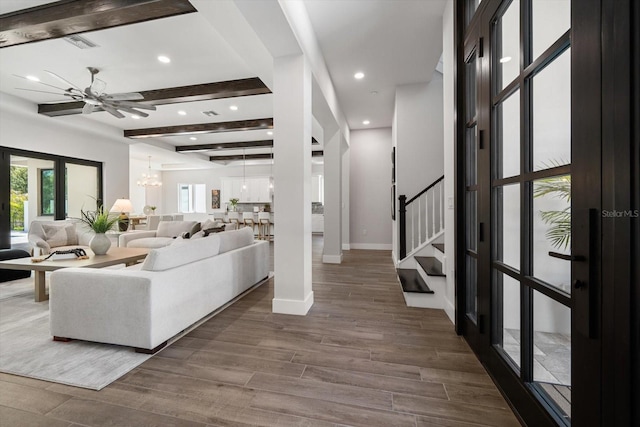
[126,237,174,249]
[42,223,78,248]
[142,233,221,271]
[218,227,254,254]
[156,221,199,238]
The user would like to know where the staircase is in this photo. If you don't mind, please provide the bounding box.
[396,176,448,309]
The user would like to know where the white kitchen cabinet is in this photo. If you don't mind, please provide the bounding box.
[221,177,271,203]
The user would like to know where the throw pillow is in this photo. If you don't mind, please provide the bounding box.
[200,219,218,230]
[190,222,202,236]
[42,224,78,248]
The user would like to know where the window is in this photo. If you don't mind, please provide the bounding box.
[178,184,206,213]
[40,168,55,216]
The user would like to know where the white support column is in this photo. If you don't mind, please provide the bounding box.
[341,139,351,251]
[322,131,342,263]
[272,54,314,316]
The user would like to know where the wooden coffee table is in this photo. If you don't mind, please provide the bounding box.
[0,247,149,302]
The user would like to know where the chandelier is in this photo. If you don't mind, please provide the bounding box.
[137,156,162,187]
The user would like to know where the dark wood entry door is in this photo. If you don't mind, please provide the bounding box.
[453,0,639,425]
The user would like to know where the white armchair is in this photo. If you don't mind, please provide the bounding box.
[28,220,93,255]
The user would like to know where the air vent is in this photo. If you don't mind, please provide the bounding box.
[202,110,219,117]
[63,35,99,49]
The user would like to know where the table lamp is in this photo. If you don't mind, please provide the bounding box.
[110,198,133,232]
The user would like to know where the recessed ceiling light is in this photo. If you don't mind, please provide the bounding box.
[362,120,370,125]
[26,75,40,82]
[354,72,365,79]
[131,115,141,120]
[267,131,273,136]
[499,56,512,63]
[178,110,187,116]
[190,137,197,141]
[229,105,238,111]
[157,55,171,63]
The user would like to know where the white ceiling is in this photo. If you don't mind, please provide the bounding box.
[303,0,446,130]
[0,0,445,167]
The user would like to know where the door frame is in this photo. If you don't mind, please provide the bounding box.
[454,0,638,425]
[0,146,104,249]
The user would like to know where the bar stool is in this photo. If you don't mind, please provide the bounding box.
[213,212,227,223]
[227,211,241,228]
[242,212,257,234]
[258,212,272,241]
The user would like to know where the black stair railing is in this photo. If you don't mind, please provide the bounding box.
[399,175,445,260]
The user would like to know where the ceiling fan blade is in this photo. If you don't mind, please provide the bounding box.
[90,78,106,97]
[13,74,71,92]
[101,104,125,119]
[44,70,84,92]
[109,100,156,110]
[82,103,95,115]
[103,92,144,101]
[112,105,149,118]
[15,87,66,96]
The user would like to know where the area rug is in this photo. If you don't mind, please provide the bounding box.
[0,273,272,390]
[0,276,152,390]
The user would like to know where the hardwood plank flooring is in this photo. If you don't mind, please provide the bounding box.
[0,236,520,426]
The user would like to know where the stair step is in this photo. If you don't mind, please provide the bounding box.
[433,243,445,253]
[397,269,434,294]
[415,256,446,277]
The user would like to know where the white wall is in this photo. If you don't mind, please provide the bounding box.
[0,93,130,209]
[349,128,392,250]
[442,0,455,323]
[395,77,445,202]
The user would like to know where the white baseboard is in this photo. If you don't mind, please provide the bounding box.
[272,292,314,315]
[322,254,343,264]
[342,243,351,250]
[349,243,393,250]
[444,298,456,325]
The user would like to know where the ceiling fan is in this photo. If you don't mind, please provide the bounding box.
[15,67,157,119]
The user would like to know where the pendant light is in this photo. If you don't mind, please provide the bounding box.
[137,156,162,187]
[269,147,274,189]
[242,149,247,191]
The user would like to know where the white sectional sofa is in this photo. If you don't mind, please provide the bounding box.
[49,227,269,353]
[120,220,237,249]
[119,220,201,249]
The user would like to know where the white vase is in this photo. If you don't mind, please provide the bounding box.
[90,233,111,255]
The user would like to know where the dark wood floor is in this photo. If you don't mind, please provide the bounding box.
[0,237,520,426]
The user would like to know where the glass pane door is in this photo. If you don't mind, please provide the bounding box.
[10,155,55,248]
[65,163,100,219]
[464,46,479,326]
[490,0,573,422]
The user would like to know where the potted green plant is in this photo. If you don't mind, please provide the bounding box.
[228,198,239,212]
[78,205,120,255]
[534,166,571,251]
